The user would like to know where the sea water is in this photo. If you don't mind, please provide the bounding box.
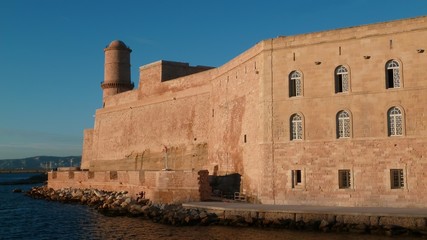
[0,173,417,240]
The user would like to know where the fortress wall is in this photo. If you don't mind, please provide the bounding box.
[272,138,427,208]
[81,129,94,170]
[74,16,427,206]
[48,170,203,203]
[257,17,427,205]
[104,90,139,108]
[274,16,427,48]
[88,89,211,171]
[271,25,427,107]
[206,45,266,200]
[88,39,268,200]
[139,61,214,98]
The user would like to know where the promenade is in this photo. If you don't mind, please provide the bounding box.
[183,202,427,218]
[183,201,427,233]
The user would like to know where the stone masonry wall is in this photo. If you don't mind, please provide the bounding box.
[48,170,202,203]
[272,138,427,207]
[257,16,427,206]
[76,16,427,207]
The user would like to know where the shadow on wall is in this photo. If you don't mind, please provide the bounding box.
[209,173,241,199]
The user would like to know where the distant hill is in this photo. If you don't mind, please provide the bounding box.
[0,156,81,170]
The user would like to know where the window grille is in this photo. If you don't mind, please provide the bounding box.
[338,169,351,189]
[337,111,351,138]
[390,169,404,189]
[388,107,403,136]
[386,60,401,88]
[335,66,349,93]
[290,114,303,140]
[289,71,302,97]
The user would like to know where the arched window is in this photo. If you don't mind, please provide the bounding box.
[290,113,303,140]
[386,60,401,89]
[388,107,403,136]
[335,65,349,93]
[337,110,351,138]
[289,71,302,97]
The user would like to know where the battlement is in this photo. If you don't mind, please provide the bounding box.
[139,60,213,84]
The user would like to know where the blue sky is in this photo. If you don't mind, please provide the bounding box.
[0,0,426,159]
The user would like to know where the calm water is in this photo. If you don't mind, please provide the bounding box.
[0,173,417,240]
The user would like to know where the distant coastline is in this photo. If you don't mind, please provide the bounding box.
[0,169,46,174]
[0,155,81,171]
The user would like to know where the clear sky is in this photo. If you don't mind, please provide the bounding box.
[0,0,426,159]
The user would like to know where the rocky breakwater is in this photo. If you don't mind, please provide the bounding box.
[26,186,219,226]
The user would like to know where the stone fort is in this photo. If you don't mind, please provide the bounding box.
[49,16,427,208]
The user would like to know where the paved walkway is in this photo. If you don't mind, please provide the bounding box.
[182,202,427,218]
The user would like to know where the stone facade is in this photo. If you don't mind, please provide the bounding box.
[49,16,427,207]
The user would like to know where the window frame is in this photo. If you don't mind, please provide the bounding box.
[385,59,402,89]
[336,110,351,139]
[334,65,350,93]
[390,169,405,189]
[289,70,303,97]
[338,169,351,189]
[290,113,304,141]
[387,106,404,137]
[291,169,304,189]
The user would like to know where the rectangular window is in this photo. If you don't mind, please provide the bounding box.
[390,169,404,189]
[291,170,302,188]
[338,169,351,189]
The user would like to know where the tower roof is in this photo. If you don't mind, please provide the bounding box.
[105,40,131,51]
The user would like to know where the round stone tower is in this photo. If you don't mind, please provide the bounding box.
[101,40,134,103]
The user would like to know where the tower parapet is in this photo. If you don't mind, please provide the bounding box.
[101,40,134,103]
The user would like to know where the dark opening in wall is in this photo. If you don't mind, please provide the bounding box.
[244,134,247,143]
[291,170,302,188]
[110,171,118,180]
[209,173,241,199]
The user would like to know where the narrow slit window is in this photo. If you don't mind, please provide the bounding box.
[291,170,302,188]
